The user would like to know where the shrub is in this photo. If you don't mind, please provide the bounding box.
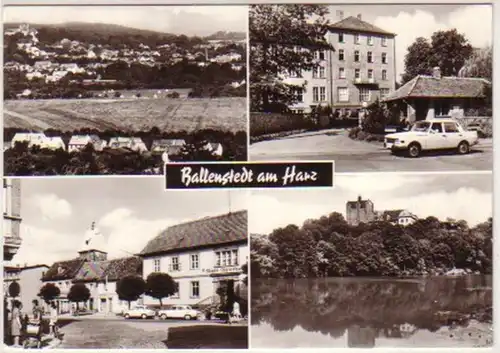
[348,127,361,139]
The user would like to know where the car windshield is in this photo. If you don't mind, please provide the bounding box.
[411,121,431,132]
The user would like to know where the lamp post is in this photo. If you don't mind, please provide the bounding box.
[360,101,368,129]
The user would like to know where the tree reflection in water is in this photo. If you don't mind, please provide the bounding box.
[252,276,492,347]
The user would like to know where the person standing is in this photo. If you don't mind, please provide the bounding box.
[49,302,59,338]
[232,300,242,321]
[10,300,22,347]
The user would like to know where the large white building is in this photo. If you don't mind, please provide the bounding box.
[4,265,49,311]
[3,179,22,262]
[140,210,248,307]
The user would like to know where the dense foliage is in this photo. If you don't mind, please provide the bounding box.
[251,212,493,279]
[4,127,247,175]
[145,272,178,308]
[249,4,333,112]
[67,283,91,309]
[8,282,20,298]
[38,283,61,304]
[402,29,474,84]
[116,276,147,309]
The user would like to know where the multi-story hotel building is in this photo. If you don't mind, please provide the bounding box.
[3,178,22,262]
[286,13,396,114]
[140,210,248,307]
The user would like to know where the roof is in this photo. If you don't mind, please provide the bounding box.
[346,198,372,207]
[42,259,84,281]
[384,75,491,101]
[381,210,404,222]
[329,16,395,36]
[69,135,91,144]
[140,210,248,257]
[4,264,49,273]
[72,257,142,282]
[151,139,186,148]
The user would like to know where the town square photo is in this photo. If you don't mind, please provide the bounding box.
[3,178,249,349]
[250,173,493,348]
[249,4,493,172]
[3,5,248,176]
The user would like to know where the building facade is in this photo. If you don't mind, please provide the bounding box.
[140,210,248,307]
[286,13,397,114]
[380,210,418,226]
[4,265,49,311]
[346,196,376,226]
[3,178,22,262]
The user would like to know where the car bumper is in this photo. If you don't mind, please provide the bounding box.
[384,142,407,150]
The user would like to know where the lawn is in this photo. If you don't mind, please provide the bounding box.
[4,97,246,133]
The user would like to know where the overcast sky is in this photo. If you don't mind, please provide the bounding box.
[9,177,248,267]
[250,173,492,235]
[2,5,248,36]
[326,4,492,80]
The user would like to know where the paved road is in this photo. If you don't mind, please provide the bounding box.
[250,130,493,173]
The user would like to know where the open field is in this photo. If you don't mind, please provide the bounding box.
[4,97,246,133]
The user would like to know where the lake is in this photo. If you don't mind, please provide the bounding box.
[251,276,492,348]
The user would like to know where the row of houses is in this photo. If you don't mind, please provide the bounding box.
[4,211,249,315]
[6,133,224,156]
[346,196,418,226]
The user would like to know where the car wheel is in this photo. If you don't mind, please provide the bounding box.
[124,314,130,319]
[407,143,421,158]
[457,141,470,155]
[160,314,167,320]
[184,314,192,320]
[141,314,147,319]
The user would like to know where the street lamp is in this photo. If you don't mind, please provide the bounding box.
[360,101,368,129]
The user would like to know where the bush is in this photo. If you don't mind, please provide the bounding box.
[250,112,315,137]
[348,127,361,139]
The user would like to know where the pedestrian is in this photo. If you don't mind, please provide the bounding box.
[231,300,242,322]
[32,299,43,321]
[49,302,59,338]
[10,300,22,347]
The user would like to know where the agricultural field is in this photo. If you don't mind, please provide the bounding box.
[3,96,246,133]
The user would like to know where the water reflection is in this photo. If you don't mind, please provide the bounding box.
[251,276,492,348]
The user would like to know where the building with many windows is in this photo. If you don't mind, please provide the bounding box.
[286,12,397,114]
[140,210,248,307]
[346,196,417,226]
[3,178,22,262]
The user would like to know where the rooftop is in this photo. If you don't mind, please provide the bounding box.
[329,16,396,36]
[140,210,248,257]
[384,75,490,101]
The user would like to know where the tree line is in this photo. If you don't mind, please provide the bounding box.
[4,127,247,176]
[250,212,493,279]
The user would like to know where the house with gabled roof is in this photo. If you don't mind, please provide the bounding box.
[150,139,186,156]
[379,209,418,226]
[108,137,148,153]
[139,210,248,308]
[11,132,47,149]
[68,134,106,153]
[383,67,491,122]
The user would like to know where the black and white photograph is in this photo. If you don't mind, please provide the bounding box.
[3,178,249,349]
[249,4,492,172]
[249,173,493,348]
[3,5,248,176]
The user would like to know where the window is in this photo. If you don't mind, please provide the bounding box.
[318,51,325,60]
[444,122,459,133]
[2,181,7,215]
[368,69,373,79]
[313,87,319,102]
[367,36,373,45]
[354,50,360,62]
[190,281,200,298]
[338,49,344,61]
[319,87,326,102]
[381,37,387,46]
[359,88,370,102]
[431,122,443,133]
[337,87,349,102]
[215,250,239,267]
[338,33,344,43]
[288,69,301,78]
[293,88,303,102]
[312,67,319,78]
[382,70,387,80]
[339,67,345,79]
[153,258,161,272]
[354,34,360,44]
[367,52,373,63]
[380,88,390,99]
[382,53,387,64]
[171,257,180,271]
[319,66,325,78]
[190,254,199,270]
[354,69,360,79]
[171,281,180,298]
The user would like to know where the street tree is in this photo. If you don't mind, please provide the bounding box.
[459,46,492,81]
[38,283,61,303]
[249,4,333,112]
[8,281,20,298]
[67,283,91,310]
[116,275,146,309]
[145,272,178,308]
[402,29,473,84]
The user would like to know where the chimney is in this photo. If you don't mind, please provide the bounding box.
[432,66,441,79]
[357,14,362,20]
[336,10,344,20]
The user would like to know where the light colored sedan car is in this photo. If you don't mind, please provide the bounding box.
[158,305,201,320]
[123,305,156,319]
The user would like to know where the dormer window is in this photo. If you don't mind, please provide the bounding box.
[57,266,65,275]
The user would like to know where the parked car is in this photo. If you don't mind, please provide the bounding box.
[123,305,156,319]
[72,308,93,316]
[384,118,479,158]
[158,305,201,320]
[466,122,486,138]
